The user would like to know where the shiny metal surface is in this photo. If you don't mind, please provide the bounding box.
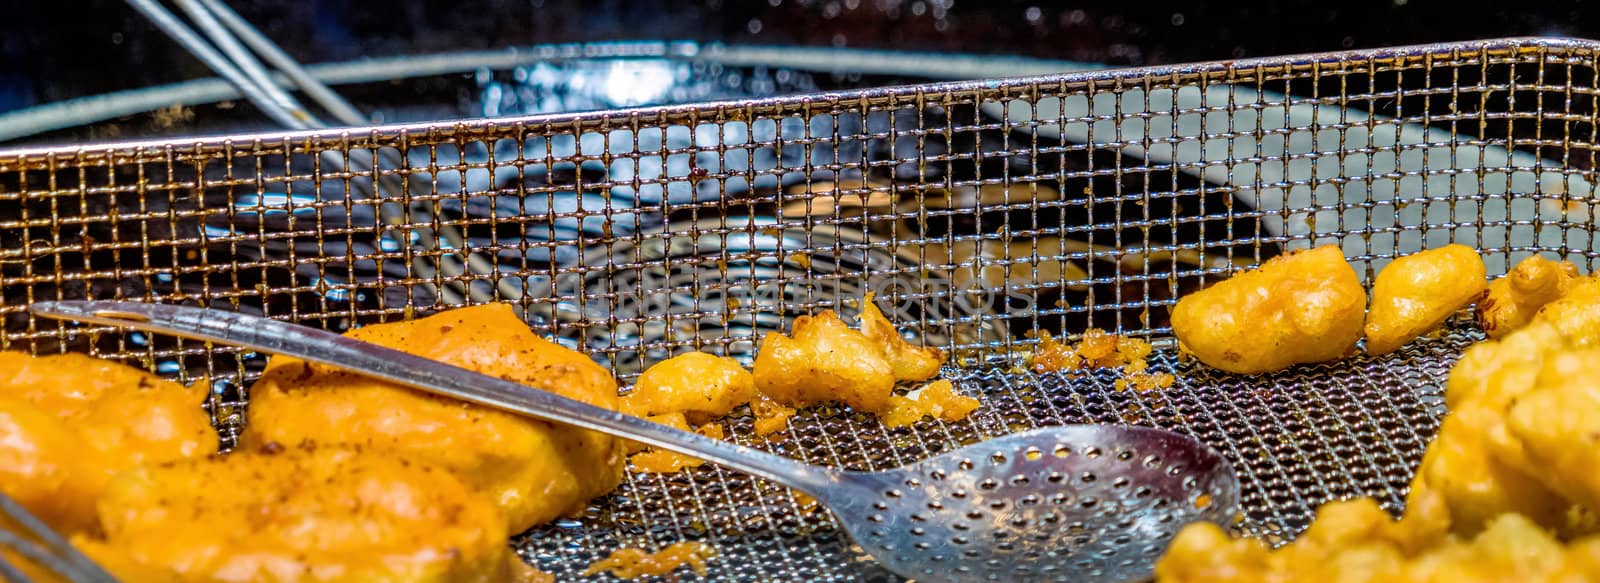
[2,36,1598,581]
[0,491,117,583]
[34,300,1239,583]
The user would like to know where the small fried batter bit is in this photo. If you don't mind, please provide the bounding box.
[1477,254,1580,339]
[1170,245,1366,374]
[89,444,519,583]
[1363,244,1487,356]
[0,352,214,535]
[628,422,728,474]
[1029,329,1171,391]
[584,542,717,580]
[881,379,981,428]
[243,303,627,535]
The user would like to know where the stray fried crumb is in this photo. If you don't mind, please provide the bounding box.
[583,542,716,579]
[1030,329,1170,392]
[628,423,726,474]
[881,379,981,428]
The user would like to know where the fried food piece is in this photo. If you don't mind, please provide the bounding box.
[1476,254,1580,339]
[243,303,626,535]
[1507,348,1600,513]
[583,542,716,580]
[753,310,896,413]
[1156,499,1600,583]
[881,379,981,428]
[858,293,944,382]
[1527,275,1600,349]
[2,531,185,583]
[750,394,797,436]
[92,444,515,583]
[1401,280,1600,541]
[628,422,726,474]
[1170,245,1366,374]
[623,412,693,455]
[0,352,214,535]
[1114,371,1177,392]
[1363,244,1487,356]
[622,352,756,423]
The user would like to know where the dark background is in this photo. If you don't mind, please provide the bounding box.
[1,0,1594,141]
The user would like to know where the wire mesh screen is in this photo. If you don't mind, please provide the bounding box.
[2,38,1599,580]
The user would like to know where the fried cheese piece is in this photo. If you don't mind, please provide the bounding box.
[91,445,515,583]
[1363,244,1487,356]
[753,310,897,413]
[858,292,944,383]
[242,303,626,535]
[1476,254,1580,339]
[1170,245,1366,374]
[0,352,214,535]
[621,352,756,423]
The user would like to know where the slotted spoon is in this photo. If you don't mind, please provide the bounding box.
[30,300,1240,583]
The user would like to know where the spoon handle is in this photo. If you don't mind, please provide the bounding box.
[29,300,837,494]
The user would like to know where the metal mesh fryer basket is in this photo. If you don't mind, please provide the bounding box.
[3,37,1600,581]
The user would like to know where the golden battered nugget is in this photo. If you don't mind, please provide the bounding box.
[92,445,515,583]
[1477,254,1580,339]
[243,303,626,535]
[0,352,214,535]
[1170,245,1366,374]
[622,352,756,423]
[1364,244,1487,356]
[753,310,896,413]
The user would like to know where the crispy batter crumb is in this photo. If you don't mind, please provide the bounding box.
[881,379,981,428]
[583,542,716,579]
[750,394,797,437]
[1030,329,1168,391]
[1114,372,1177,392]
[628,423,726,474]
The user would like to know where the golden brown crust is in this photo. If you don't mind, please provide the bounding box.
[91,445,514,583]
[1170,245,1367,374]
[1363,244,1488,356]
[0,352,214,535]
[243,303,626,535]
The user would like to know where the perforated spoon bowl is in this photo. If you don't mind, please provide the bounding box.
[31,300,1240,583]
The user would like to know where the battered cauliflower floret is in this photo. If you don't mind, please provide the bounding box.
[753,310,897,413]
[0,352,214,535]
[622,352,756,423]
[91,444,516,583]
[1363,244,1487,356]
[1170,245,1366,374]
[1476,254,1580,339]
[243,303,627,535]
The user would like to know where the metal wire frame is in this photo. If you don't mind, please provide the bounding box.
[0,37,1599,580]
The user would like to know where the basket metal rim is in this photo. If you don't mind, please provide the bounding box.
[1,36,1596,164]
